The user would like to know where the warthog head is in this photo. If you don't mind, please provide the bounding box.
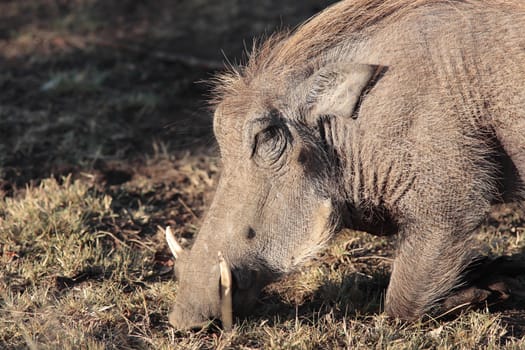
[167,61,380,330]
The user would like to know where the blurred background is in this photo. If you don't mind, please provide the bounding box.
[0,0,338,191]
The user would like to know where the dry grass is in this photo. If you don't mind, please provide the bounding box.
[0,173,523,349]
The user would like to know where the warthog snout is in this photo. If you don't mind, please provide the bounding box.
[166,227,234,330]
[168,302,211,331]
[167,228,272,330]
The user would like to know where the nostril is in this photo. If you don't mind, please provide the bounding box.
[246,227,256,240]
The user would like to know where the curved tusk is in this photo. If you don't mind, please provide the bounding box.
[165,226,183,259]
[218,251,233,331]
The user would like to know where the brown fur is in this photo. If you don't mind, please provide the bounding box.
[170,0,525,329]
[214,0,525,102]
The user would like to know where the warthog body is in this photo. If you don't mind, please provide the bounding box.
[169,0,525,329]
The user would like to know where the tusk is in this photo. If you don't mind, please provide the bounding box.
[165,226,183,259]
[218,251,233,331]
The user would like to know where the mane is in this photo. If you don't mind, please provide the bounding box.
[211,0,524,106]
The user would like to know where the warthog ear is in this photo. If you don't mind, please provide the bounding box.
[306,63,385,119]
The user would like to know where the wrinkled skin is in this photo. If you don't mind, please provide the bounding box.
[169,76,345,328]
[169,0,525,330]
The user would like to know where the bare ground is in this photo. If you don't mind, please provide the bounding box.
[0,1,524,349]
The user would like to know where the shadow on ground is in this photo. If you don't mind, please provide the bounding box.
[0,0,338,190]
[241,230,525,338]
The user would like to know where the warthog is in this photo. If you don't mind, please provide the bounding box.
[167,0,525,330]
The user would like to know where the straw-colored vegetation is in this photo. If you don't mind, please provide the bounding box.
[1,172,524,349]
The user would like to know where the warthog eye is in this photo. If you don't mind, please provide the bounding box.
[252,124,288,166]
